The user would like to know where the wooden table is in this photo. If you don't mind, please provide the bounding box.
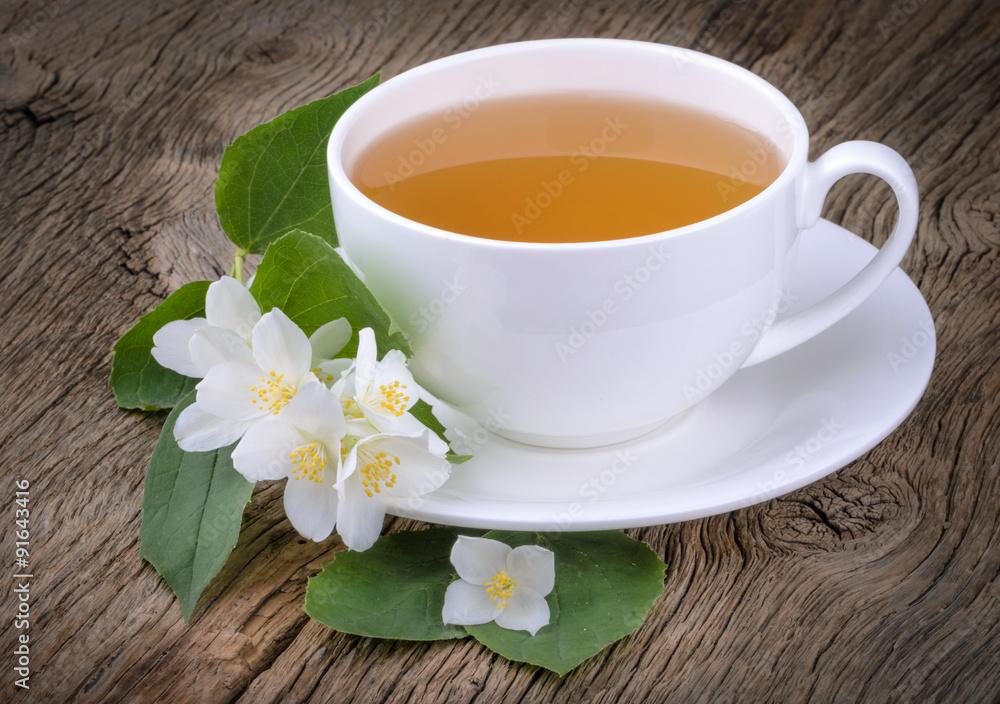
[2,0,998,701]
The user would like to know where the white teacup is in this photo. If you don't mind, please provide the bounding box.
[327,39,918,449]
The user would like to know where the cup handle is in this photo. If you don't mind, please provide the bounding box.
[741,141,919,367]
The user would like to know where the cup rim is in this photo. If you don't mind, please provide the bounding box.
[328,38,809,251]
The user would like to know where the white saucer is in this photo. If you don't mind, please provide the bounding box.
[387,219,935,530]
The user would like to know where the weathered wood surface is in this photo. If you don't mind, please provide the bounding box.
[1,0,999,701]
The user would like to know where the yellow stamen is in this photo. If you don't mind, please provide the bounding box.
[376,380,410,417]
[358,447,400,498]
[485,570,515,609]
[251,371,296,414]
[311,366,335,385]
[289,442,326,483]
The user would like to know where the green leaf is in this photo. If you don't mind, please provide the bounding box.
[410,400,445,439]
[215,74,379,254]
[138,392,254,623]
[409,400,472,464]
[110,281,210,410]
[249,230,410,356]
[466,531,666,676]
[305,528,470,640]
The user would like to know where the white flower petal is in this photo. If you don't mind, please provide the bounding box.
[405,421,451,460]
[151,318,208,377]
[359,405,432,437]
[442,580,497,626]
[174,403,249,452]
[358,349,417,416]
[252,309,312,381]
[353,328,377,394]
[230,418,302,481]
[358,432,451,498]
[205,276,260,340]
[299,369,320,388]
[286,382,347,448]
[309,318,352,360]
[313,358,353,387]
[335,476,388,551]
[344,418,377,443]
[427,432,449,457]
[372,349,417,394]
[334,368,356,401]
[336,425,381,485]
[505,545,555,596]
[196,361,269,421]
[189,327,254,376]
[283,475,339,542]
[495,586,550,635]
[450,536,511,585]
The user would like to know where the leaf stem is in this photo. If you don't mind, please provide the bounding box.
[230,248,247,283]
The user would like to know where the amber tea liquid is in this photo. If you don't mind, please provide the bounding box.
[353,93,783,243]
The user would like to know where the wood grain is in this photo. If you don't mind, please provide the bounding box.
[1,0,998,701]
